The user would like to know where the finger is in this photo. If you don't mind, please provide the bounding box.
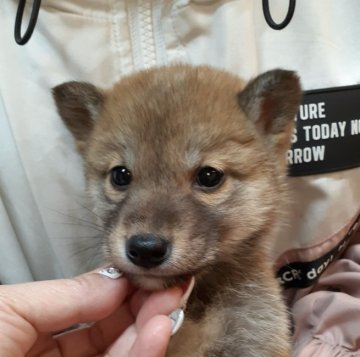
[57,287,182,355]
[106,315,172,357]
[131,315,172,357]
[55,301,135,356]
[0,269,130,334]
[136,287,182,330]
[103,324,137,357]
[129,289,151,316]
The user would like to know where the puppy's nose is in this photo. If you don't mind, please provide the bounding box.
[126,234,170,268]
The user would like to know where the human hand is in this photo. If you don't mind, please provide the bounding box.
[0,268,184,357]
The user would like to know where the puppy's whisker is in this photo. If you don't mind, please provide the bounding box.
[72,199,104,221]
[53,221,109,234]
[70,244,103,259]
[52,235,103,241]
[48,207,106,231]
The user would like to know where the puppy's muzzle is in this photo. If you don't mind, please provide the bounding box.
[126,234,171,268]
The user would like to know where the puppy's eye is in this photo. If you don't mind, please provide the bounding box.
[196,166,224,189]
[111,166,132,188]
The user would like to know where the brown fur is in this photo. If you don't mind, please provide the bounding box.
[53,65,301,356]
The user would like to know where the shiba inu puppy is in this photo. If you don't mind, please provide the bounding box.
[53,65,301,356]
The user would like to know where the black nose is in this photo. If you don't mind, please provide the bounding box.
[126,234,170,268]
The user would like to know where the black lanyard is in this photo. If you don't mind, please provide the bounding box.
[14,0,42,45]
[262,0,296,30]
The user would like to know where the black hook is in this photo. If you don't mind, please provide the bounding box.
[14,0,42,45]
[262,0,296,30]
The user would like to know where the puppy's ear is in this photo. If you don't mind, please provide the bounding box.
[238,69,301,155]
[52,82,104,154]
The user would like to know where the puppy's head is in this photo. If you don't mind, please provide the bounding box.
[53,66,301,289]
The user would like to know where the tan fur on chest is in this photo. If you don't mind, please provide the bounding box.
[53,65,301,356]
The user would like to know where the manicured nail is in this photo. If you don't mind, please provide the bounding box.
[181,276,195,309]
[98,267,123,279]
[168,308,184,335]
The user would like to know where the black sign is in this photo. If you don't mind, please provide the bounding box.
[288,85,360,176]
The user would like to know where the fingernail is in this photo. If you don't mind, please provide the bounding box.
[168,308,184,336]
[180,276,195,309]
[98,267,123,279]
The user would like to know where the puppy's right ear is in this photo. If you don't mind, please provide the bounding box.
[52,82,104,154]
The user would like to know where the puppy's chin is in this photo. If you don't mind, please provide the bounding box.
[125,273,191,290]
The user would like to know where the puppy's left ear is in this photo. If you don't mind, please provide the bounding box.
[238,69,301,155]
[52,81,104,154]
